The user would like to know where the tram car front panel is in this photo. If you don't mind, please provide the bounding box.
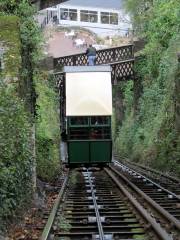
[61,66,112,166]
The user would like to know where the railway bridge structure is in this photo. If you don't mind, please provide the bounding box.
[54,44,135,85]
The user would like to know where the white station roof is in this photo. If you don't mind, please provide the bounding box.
[65,66,112,116]
[59,0,122,11]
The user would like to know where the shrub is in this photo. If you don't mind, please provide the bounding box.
[0,82,32,229]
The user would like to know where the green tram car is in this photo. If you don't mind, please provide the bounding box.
[60,66,112,166]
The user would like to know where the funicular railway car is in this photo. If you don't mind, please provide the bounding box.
[60,65,112,166]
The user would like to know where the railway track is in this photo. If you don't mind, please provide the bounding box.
[111,161,180,238]
[113,156,180,196]
[40,167,178,240]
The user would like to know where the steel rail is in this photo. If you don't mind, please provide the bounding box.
[40,173,69,240]
[104,167,173,240]
[116,157,180,184]
[86,169,105,240]
[113,160,180,200]
[109,164,180,231]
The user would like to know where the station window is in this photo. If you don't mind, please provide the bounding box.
[101,12,118,25]
[80,10,98,23]
[60,8,77,21]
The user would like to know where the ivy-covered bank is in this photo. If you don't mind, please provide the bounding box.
[0,1,60,230]
[36,75,60,182]
[0,15,31,229]
[0,16,21,78]
[115,0,180,176]
[0,82,32,227]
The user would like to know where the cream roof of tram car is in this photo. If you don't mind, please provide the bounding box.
[64,66,112,116]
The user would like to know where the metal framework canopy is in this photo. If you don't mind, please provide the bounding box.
[64,66,112,116]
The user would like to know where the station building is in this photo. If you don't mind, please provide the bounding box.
[40,0,131,36]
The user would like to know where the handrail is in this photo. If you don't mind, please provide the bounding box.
[54,44,134,69]
[53,44,135,82]
[54,44,134,59]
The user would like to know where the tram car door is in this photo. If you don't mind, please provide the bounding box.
[61,66,112,166]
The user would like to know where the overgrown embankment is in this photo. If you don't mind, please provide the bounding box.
[115,0,180,177]
[0,1,60,230]
[0,15,32,229]
[36,74,60,182]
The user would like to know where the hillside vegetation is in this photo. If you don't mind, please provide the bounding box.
[0,15,32,228]
[115,0,180,176]
[0,1,60,229]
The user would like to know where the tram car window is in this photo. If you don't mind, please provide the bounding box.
[91,116,110,126]
[70,116,89,126]
[60,66,112,166]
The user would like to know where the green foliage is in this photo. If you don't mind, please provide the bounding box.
[0,0,44,229]
[0,0,22,14]
[36,74,60,181]
[0,16,21,77]
[123,81,134,113]
[114,82,137,157]
[15,1,43,113]
[116,0,180,176]
[0,81,32,228]
[15,1,42,65]
[123,0,153,34]
[0,0,43,113]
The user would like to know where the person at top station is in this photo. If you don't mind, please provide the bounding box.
[86,44,96,66]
